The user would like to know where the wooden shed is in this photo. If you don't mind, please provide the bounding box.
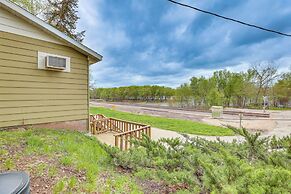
[0,0,102,131]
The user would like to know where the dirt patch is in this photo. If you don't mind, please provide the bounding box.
[137,179,190,194]
[137,179,169,194]
[115,167,189,194]
[0,144,86,193]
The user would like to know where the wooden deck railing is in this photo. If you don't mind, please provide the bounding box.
[114,125,151,151]
[90,114,111,134]
[90,114,151,150]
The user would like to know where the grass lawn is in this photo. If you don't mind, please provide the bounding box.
[90,107,234,136]
[0,129,143,193]
[269,107,291,111]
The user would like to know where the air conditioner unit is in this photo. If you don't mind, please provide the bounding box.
[45,55,67,70]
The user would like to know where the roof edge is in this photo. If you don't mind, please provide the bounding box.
[0,0,103,62]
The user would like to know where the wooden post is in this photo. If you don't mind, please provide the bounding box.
[125,134,128,150]
[130,132,133,148]
[115,136,118,147]
[120,136,123,151]
[149,127,151,138]
[93,121,96,135]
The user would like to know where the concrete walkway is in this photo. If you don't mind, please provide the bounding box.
[95,128,244,146]
[151,127,244,143]
[95,132,116,146]
[95,126,290,147]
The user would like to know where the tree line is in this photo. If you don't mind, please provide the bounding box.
[91,64,290,108]
[90,86,175,102]
[176,64,290,108]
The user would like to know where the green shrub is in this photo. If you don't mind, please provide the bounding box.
[103,128,291,193]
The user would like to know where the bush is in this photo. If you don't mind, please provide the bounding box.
[104,128,291,193]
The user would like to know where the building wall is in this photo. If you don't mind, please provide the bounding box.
[0,31,90,131]
[0,6,63,44]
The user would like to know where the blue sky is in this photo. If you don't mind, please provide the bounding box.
[78,0,291,88]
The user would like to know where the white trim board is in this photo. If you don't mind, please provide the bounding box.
[0,7,64,44]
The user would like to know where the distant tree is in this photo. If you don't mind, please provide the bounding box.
[213,70,235,106]
[175,84,193,107]
[206,87,224,106]
[190,76,211,106]
[91,86,175,102]
[44,0,85,42]
[251,62,279,104]
[240,71,256,107]
[273,73,291,107]
[190,70,257,108]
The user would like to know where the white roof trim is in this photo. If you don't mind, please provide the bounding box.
[0,0,102,62]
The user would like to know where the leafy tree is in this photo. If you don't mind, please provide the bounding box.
[273,73,291,107]
[91,86,175,102]
[251,62,279,104]
[206,88,224,106]
[11,0,46,16]
[11,0,85,42]
[44,0,85,42]
[190,76,211,106]
[91,66,289,109]
[213,70,234,106]
[175,83,193,107]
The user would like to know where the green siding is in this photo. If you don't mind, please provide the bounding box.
[0,31,89,128]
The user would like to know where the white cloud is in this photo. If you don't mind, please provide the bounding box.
[78,0,131,53]
[79,0,291,88]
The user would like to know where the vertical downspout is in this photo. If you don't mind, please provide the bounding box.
[87,57,90,133]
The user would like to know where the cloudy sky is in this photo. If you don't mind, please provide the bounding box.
[78,0,291,88]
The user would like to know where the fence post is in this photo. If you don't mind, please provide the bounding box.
[93,121,97,135]
[120,136,123,151]
[115,136,118,147]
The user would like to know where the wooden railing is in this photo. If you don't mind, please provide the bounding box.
[114,125,151,151]
[90,114,111,134]
[90,114,151,150]
[109,118,145,133]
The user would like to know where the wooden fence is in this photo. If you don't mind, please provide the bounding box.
[114,125,151,151]
[90,114,110,134]
[90,114,151,150]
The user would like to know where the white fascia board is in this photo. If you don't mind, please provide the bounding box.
[0,0,102,62]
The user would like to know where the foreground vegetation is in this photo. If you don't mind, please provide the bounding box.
[105,128,291,193]
[91,107,234,136]
[0,129,142,193]
[1,127,290,193]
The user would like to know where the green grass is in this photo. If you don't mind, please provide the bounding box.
[268,107,291,111]
[90,107,234,136]
[0,129,142,193]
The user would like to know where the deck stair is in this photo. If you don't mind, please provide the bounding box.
[90,114,151,150]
